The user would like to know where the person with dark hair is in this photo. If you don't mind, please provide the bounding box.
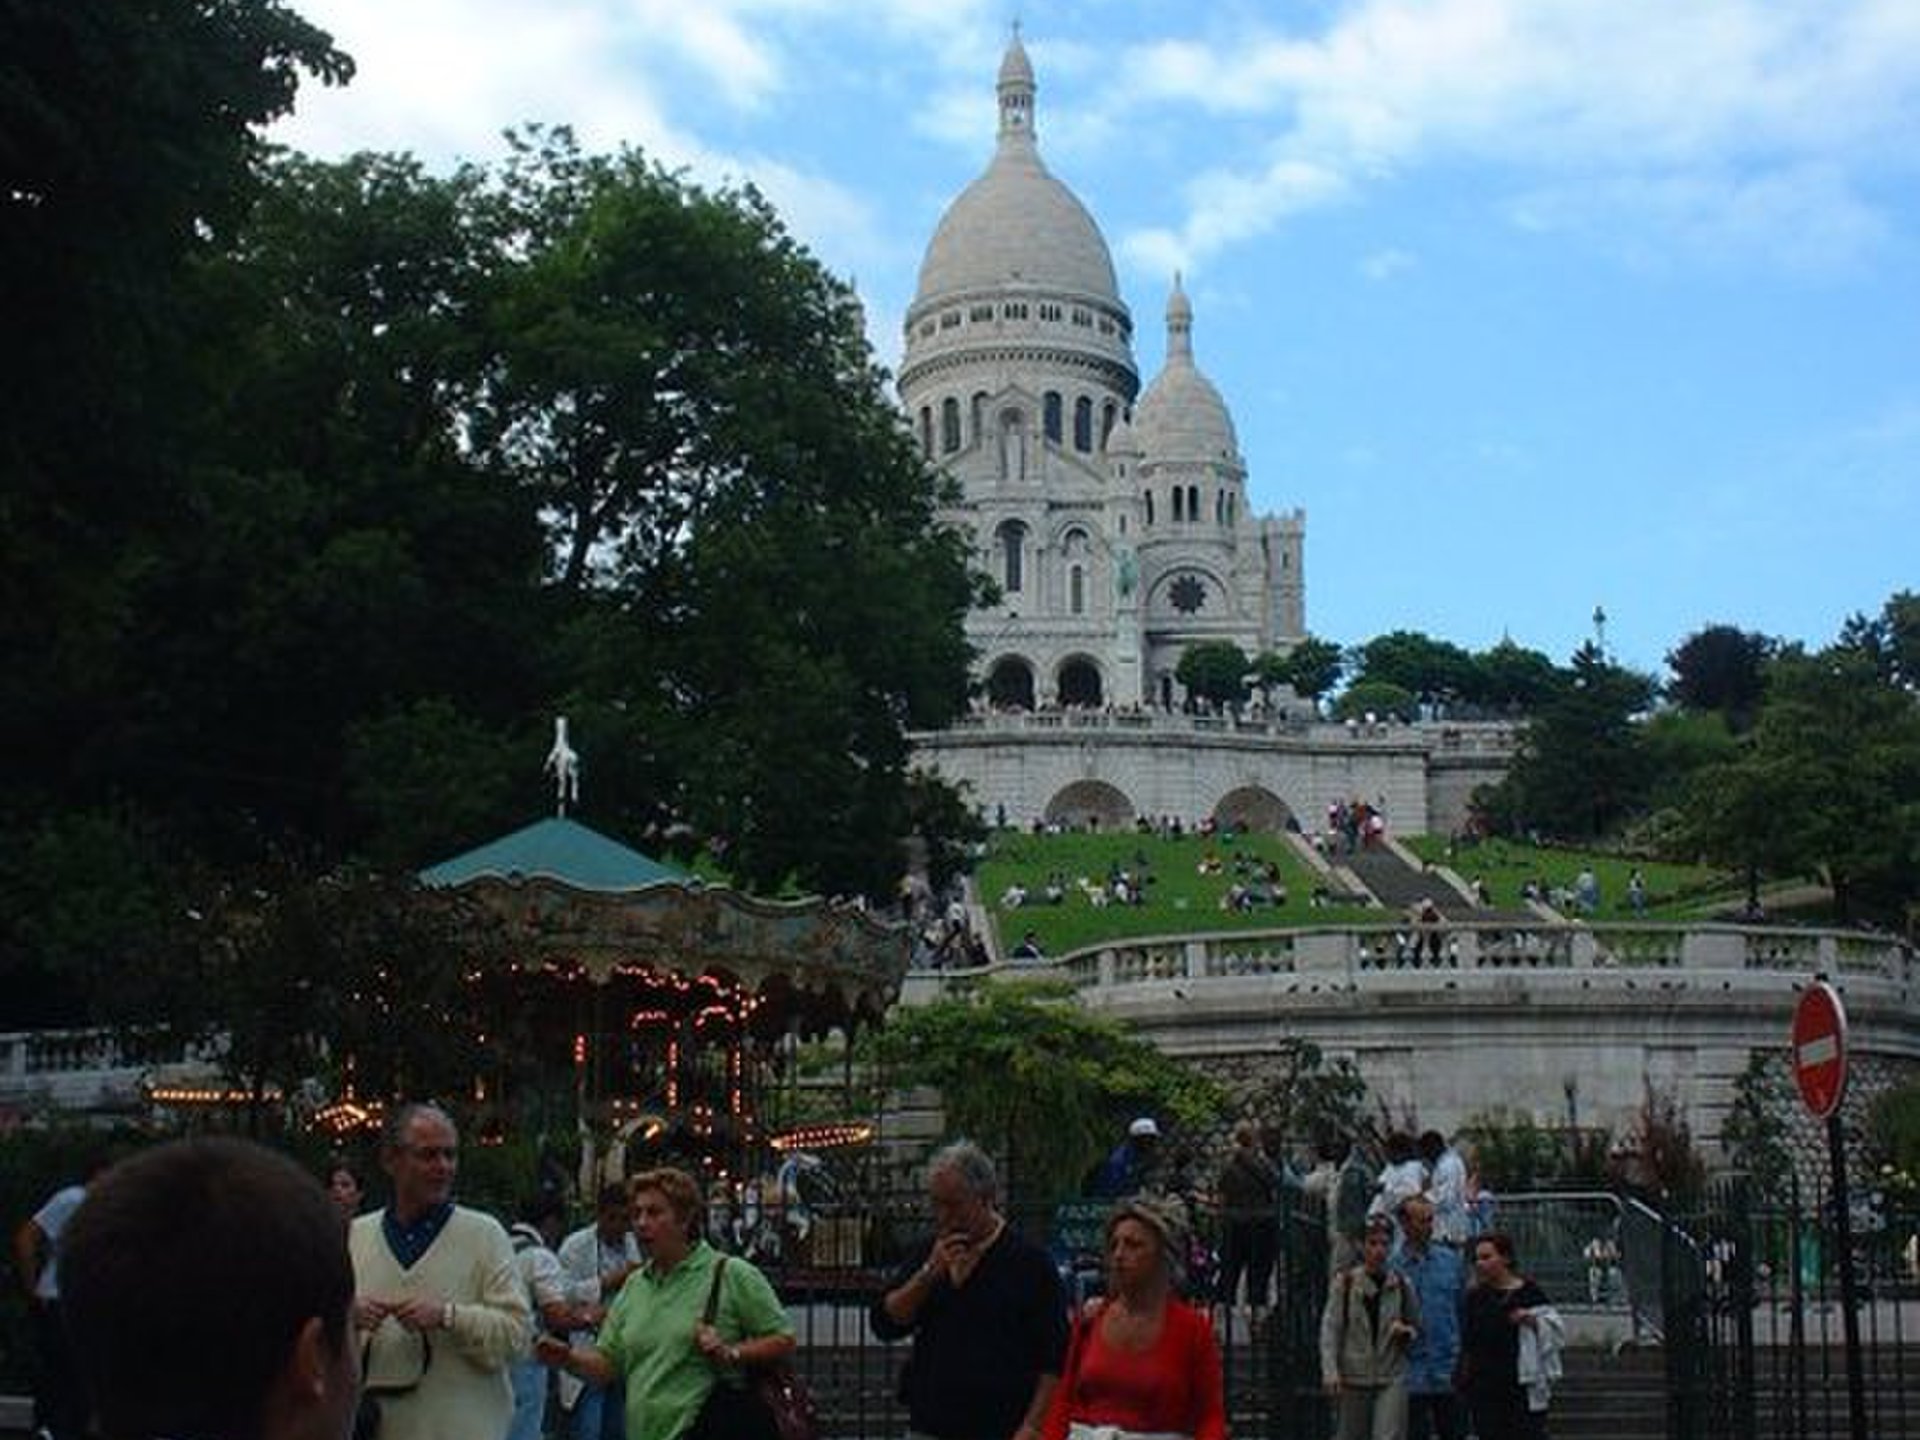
[351,1102,529,1440]
[1216,1120,1281,1308]
[13,1151,111,1440]
[1458,1233,1563,1440]
[326,1158,368,1227]
[1320,1215,1418,1440]
[59,1137,359,1440]
[872,1140,1068,1440]
[537,1167,794,1440]
[1044,1197,1226,1440]
[557,1180,645,1440]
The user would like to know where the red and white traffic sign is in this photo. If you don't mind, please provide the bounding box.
[1793,981,1850,1120]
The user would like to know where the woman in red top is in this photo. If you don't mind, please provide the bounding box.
[1043,1197,1228,1440]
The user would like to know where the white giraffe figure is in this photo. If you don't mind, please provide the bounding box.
[545,715,581,815]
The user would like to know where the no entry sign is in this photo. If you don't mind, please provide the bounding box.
[1793,981,1850,1119]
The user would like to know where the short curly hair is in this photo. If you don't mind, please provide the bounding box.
[629,1166,704,1239]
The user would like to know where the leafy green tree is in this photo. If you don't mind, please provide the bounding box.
[1332,680,1418,724]
[1473,640,1562,714]
[1722,1054,1797,1196]
[1839,590,1920,693]
[1176,641,1252,710]
[1642,709,1740,811]
[461,129,980,899]
[1,0,352,822]
[1666,625,1775,731]
[178,857,489,1128]
[1351,631,1479,711]
[1689,644,1920,920]
[1264,636,1344,705]
[869,979,1222,1203]
[1868,1080,1920,1206]
[1496,644,1656,838]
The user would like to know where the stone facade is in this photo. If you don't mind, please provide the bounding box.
[898,37,1304,716]
[899,39,1510,831]
[914,711,1515,836]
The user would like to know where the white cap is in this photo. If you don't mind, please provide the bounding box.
[1128,1117,1160,1138]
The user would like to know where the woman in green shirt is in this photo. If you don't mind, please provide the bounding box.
[538,1167,795,1440]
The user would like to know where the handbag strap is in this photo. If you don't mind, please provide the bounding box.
[702,1253,729,1327]
[360,1327,433,1398]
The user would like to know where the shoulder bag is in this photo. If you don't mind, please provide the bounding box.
[685,1255,818,1440]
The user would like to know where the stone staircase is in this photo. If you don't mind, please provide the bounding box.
[1342,839,1536,923]
[1553,1344,1668,1440]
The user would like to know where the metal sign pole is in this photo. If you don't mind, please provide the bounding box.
[1825,1112,1867,1440]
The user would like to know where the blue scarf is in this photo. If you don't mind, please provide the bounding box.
[383,1202,454,1269]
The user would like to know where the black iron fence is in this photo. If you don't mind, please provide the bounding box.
[743,1176,1920,1440]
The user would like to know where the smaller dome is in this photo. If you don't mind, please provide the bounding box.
[1105,413,1141,457]
[1133,278,1240,464]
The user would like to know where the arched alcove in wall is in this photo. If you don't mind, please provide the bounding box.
[1212,786,1296,834]
[1057,656,1104,708]
[1045,780,1135,832]
[986,656,1036,710]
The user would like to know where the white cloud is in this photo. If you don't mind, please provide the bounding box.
[1101,0,1920,273]
[1359,247,1416,281]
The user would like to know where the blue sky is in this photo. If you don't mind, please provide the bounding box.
[273,0,1920,677]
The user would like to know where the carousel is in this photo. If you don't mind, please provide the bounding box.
[412,721,910,1207]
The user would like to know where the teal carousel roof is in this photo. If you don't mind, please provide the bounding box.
[419,816,693,891]
[418,814,909,1040]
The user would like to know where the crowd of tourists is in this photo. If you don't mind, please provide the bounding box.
[16,1110,1560,1440]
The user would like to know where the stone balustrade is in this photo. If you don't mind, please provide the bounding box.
[911,921,1915,993]
[936,710,1519,754]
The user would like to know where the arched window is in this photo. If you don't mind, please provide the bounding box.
[971,391,988,445]
[1073,396,1093,452]
[1187,484,1201,521]
[1144,491,1155,526]
[1044,391,1063,444]
[996,520,1027,594]
[1226,494,1236,524]
[918,406,933,456]
[1172,487,1184,522]
[1070,564,1085,615]
[1102,401,1119,447]
[941,398,962,453]
[1215,490,1225,524]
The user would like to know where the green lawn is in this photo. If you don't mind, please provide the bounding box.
[974,829,1379,957]
[1399,834,1740,921]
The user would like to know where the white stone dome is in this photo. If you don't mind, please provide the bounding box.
[1134,280,1240,464]
[912,37,1121,309]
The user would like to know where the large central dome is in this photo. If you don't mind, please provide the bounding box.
[912,37,1121,309]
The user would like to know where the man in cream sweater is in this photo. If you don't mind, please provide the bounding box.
[352,1103,530,1440]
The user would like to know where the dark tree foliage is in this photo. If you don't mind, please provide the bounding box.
[1350,630,1479,709]
[1176,641,1251,709]
[1472,639,1562,714]
[1687,643,1920,921]
[3,82,979,1032]
[1665,624,1775,730]
[1839,590,1920,693]
[0,0,352,814]
[1494,643,1656,838]
[1333,680,1418,724]
[1267,636,1344,703]
[455,129,981,897]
